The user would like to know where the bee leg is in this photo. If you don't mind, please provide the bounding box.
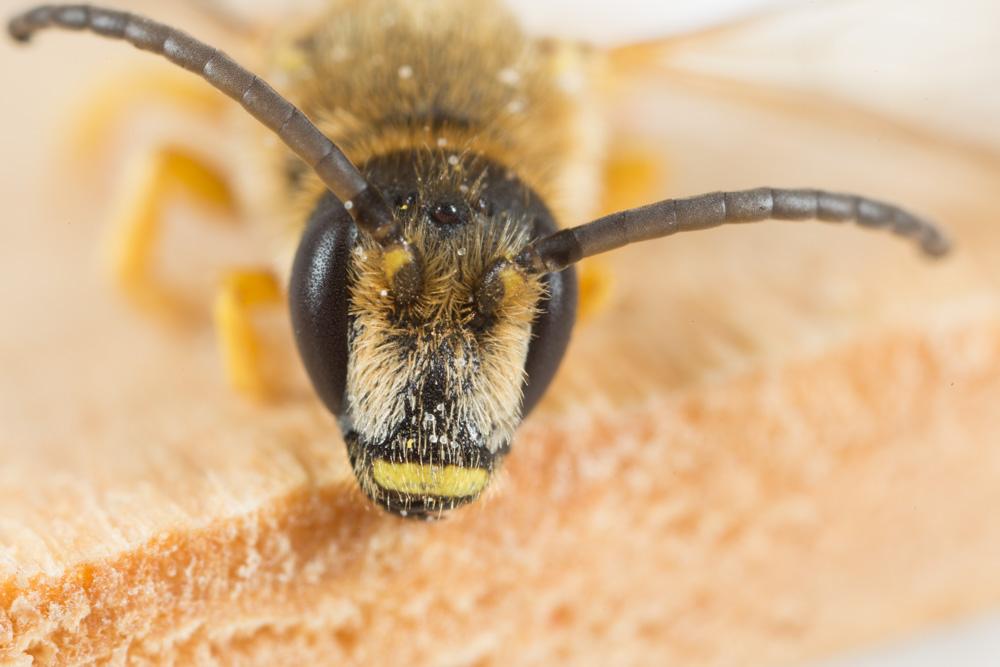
[602,146,664,215]
[213,270,284,399]
[106,144,237,316]
[181,0,263,39]
[576,261,610,321]
[69,69,226,163]
[578,147,666,320]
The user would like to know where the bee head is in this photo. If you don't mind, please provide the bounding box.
[290,151,577,518]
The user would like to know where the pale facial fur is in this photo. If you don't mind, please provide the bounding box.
[342,173,543,488]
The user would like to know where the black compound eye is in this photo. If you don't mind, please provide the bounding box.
[519,208,579,417]
[289,193,357,417]
[520,264,578,417]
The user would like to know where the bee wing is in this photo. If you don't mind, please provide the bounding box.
[196,0,784,41]
[504,0,786,47]
[599,0,1000,159]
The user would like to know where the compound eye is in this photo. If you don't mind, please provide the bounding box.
[289,194,357,417]
[520,265,578,417]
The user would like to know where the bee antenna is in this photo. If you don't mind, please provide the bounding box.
[515,188,952,274]
[7,4,400,244]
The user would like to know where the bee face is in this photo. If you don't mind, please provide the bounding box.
[347,220,541,515]
[342,320,528,516]
[290,151,578,518]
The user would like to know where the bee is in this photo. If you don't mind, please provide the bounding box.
[7,1,950,519]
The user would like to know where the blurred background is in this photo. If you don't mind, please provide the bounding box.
[1,0,997,664]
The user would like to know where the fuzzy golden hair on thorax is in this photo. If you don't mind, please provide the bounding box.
[265,0,597,234]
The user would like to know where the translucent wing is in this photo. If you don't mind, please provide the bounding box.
[604,0,1000,158]
[204,0,786,43]
[504,0,787,46]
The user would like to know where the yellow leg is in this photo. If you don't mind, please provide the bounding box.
[601,147,664,215]
[578,147,666,321]
[577,260,614,322]
[69,68,226,163]
[213,270,284,399]
[69,68,284,398]
[105,145,238,316]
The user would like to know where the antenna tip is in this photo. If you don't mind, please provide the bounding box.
[8,5,56,43]
[921,230,953,259]
[8,21,30,43]
[8,13,35,43]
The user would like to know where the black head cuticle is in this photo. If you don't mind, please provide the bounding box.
[431,201,466,227]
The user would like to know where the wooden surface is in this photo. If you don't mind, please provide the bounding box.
[2,1,1000,665]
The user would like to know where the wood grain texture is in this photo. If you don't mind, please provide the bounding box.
[1,1,999,664]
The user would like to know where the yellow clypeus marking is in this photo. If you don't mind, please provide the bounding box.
[214,270,283,399]
[500,265,529,301]
[382,246,414,283]
[372,461,490,498]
